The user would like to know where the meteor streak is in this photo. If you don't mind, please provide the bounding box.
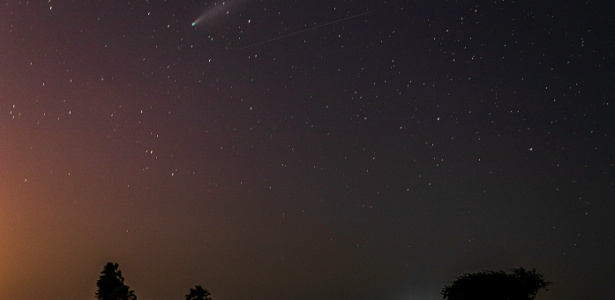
[240,11,373,50]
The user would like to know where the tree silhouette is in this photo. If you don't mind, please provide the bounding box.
[96,262,137,300]
[185,285,212,300]
[441,267,551,300]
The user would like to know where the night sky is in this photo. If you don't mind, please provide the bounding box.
[1,1,614,300]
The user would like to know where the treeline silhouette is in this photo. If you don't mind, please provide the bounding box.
[95,262,211,300]
[96,262,551,300]
[442,267,551,300]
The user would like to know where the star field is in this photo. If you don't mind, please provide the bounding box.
[1,1,614,300]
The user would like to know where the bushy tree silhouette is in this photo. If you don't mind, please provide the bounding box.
[96,262,137,300]
[185,285,211,300]
[442,267,551,300]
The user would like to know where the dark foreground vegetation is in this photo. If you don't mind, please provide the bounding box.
[95,262,550,300]
[442,267,551,300]
[95,262,211,300]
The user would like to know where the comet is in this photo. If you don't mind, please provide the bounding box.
[192,1,237,27]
